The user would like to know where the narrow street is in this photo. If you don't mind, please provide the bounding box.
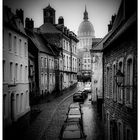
[40,84,104,140]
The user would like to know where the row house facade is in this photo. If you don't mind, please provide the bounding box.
[3,6,30,129]
[25,26,58,100]
[102,0,137,140]
[35,4,79,91]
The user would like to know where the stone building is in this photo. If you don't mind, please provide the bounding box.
[34,4,78,90]
[102,0,137,139]
[25,23,59,99]
[3,6,30,128]
[77,6,101,79]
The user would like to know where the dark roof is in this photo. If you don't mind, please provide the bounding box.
[43,4,55,11]
[91,34,110,52]
[25,29,55,56]
[103,0,137,50]
[3,6,26,35]
[39,22,62,34]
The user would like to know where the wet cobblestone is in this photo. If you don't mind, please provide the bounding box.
[22,86,80,140]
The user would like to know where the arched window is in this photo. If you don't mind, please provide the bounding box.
[117,120,123,140]
[16,94,19,114]
[125,55,133,107]
[14,36,17,53]
[106,111,110,140]
[19,39,22,56]
[125,126,133,140]
[112,61,117,101]
[106,64,110,98]
[117,58,124,103]
[15,63,18,82]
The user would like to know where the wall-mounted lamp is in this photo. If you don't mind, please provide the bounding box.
[114,70,124,87]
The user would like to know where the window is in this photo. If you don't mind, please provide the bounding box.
[106,112,110,140]
[41,74,44,85]
[3,60,5,82]
[63,40,65,49]
[45,74,47,87]
[44,58,47,68]
[21,93,24,112]
[15,63,18,81]
[16,94,20,113]
[10,62,13,81]
[20,64,22,81]
[126,127,133,140]
[67,56,68,68]
[112,62,117,101]
[19,39,21,56]
[24,42,27,57]
[117,120,123,140]
[50,74,52,85]
[84,59,86,63]
[125,55,133,107]
[14,36,17,53]
[118,58,124,103]
[8,33,12,51]
[106,65,110,98]
[25,66,28,82]
[41,57,44,68]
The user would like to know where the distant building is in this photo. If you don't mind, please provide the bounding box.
[77,6,101,78]
[3,6,30,128]
[102,0,137,139]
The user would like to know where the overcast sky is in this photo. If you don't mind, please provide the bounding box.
[4,0,121,38]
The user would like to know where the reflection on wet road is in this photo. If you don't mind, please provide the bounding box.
[81,93,104,140]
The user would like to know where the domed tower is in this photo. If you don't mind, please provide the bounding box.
[77,6,95,77]
[77,5,95,50]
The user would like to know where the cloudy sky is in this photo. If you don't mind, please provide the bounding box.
[4,0,121,38]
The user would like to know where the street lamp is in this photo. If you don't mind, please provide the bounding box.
[114,70,124,87]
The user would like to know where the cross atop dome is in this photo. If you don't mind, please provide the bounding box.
[83,5,88,21]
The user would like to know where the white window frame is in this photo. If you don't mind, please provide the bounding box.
[106,64,110,98]
[117,120,123,140]
[117,58,124,104]
[125,126,133,140]
[125,55,133,108]
[112,61,117,101]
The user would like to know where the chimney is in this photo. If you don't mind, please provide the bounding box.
[16,9,24,25]
[108,23,112,32]
[25,18,34,30]
[58,16,64,25]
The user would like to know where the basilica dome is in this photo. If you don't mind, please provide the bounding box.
[78,6,95,37]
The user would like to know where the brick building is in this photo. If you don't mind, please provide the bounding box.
[102,0,137,140]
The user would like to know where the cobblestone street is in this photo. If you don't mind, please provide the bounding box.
[21,85,83,140]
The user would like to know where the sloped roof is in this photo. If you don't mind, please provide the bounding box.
[3,6,26,35]
[39,22,62,34]
[103,0,137,50]
[25,29,55,55]
[91,34,111,51]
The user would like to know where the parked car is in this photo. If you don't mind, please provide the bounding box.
[73,92,85,102]
[59,122,86,140]
[81,90,88,99]
[84,86,91,93]
[66,108,83,120]
[69,102,81,109]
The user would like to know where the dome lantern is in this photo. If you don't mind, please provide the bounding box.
[84,5,88,21]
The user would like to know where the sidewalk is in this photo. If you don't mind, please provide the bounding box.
[5,85,79,140]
